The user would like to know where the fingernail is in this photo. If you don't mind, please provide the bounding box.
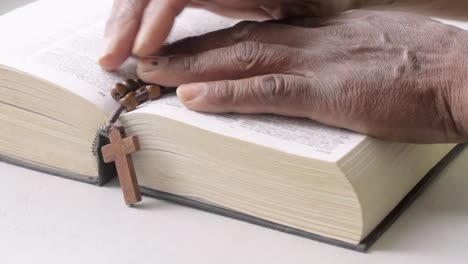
[177,84,207,103]
[149,56,171,67]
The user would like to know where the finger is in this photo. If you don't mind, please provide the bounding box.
[176,74,332,118]
[262,1,358,18]
[188,2,273,19]
[132,0,189,56]
[267,9,381,28]
[99,0,150,70]
[270,13,366,28]
[156,20,314,56]
[260,4,317,19]
[138,42,304,86]
[269,17,340,27]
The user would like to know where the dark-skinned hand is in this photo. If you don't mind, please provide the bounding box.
[98,0,358,70]
[137,10,468,143]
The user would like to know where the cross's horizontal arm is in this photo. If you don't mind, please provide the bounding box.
[122,136,140,155]
[102,144,116,163]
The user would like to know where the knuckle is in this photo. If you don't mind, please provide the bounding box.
[255,75,291,103]
[113,0,140,22]
[182,54,203,74]
[107,0,141,35]
[232,41,262,70]
[329,26,358,40]
[230,21,261,42]
[182,55,193,72]
[208,81,237,105]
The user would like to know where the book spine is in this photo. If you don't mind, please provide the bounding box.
[94,127,117,186]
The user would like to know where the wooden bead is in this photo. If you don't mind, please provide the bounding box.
[135,87,148,102]
[119,92,138,112]
[136,79,147,87]
[124,79,139,92]
[111,83,128,101]
[145,85,162,100]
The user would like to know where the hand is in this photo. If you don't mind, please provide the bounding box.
[137,10,468,143]
[98,0,358,70]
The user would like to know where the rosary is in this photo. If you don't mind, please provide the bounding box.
[101,79,176,206]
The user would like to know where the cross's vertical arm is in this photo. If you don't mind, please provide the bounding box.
[102,126,142,206]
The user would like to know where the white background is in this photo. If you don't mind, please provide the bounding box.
[2,1,468,263]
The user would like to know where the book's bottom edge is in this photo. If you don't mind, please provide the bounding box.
[139,186,367,252]
[0,153,100,185]
[139,144,467,253]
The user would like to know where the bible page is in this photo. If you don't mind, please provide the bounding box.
[0,0,239,117]
[132,95,367,162]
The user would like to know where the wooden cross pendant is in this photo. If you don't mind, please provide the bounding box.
[101,126,142,206]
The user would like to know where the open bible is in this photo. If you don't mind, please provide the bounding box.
[0,0,463,251]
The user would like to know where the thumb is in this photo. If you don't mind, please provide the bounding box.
[177,75,316,117]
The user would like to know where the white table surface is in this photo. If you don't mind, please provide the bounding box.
[1,148,468,264]
[2,1,468,263]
